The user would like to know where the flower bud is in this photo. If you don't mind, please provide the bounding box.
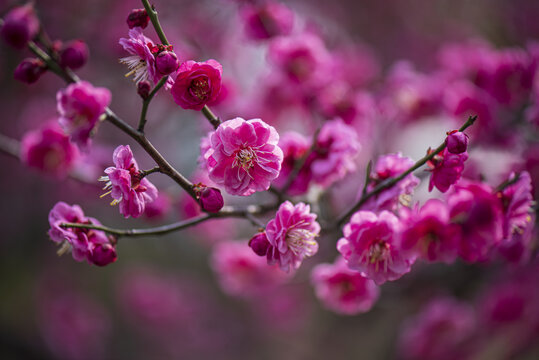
[199,187,224,213]
[89,243,118,266]
[155,51,179,75]
[14,58,47,84]
[248,232,270,256]
[445,130,468,154]
[59,40,89,69]
[126,8,149,29]
[0,4,39,49]
[137,80,151,99]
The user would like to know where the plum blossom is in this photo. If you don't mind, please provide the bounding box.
[119,27,175,87]
[48,202,117,266]
[400,199,460,263]
[56,81,111,149]
[447,181,504,262]
[265,201,321,272]
[272,131,312,195]
[240,1,294,41]
[398,297,477,360]
[427,147,468,193]
[337,210,413,285]
[170,59,223,110]
[310,119,361,187]
[311,257,380,315]
[204,117,283,196]
[99,145,158,218]
[363,153,420,211]
[0,3,39,49]
[211,241,288,298]
[21,121,79,178]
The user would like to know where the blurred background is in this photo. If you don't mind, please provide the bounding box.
[1,0,539,359]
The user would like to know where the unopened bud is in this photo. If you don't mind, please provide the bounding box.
[137,80,151,99]
[14,58,46,84]
[59,40,89,69]
[199,187,224,213]
[249,232,270,256]
[155,51,179,75]
[126,8,150,29]
[88,243,118,266]
[445,130,468,154]
[0,4,39,49]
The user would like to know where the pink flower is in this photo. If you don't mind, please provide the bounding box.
[170,59,223,111]
[337,210,413,285]
[311,257,380,315]
[126,8,149,29]
[14,57,47,84]
[445,130,469,154]
[143,193,172,221]
[0,3,39,49]
[100,145,158,218]
[48,201,117,266]
[363,153,420,211]
[268,33,330,84]
[241,2,294,41]
[211,241,288,298]
[310,119,361,187]
[205,117,283,196]
[401,199,460,263]
[119,27,175,87]
[21,122,79,178]
[57,81,111,149]
[447,181,504,262]
[428,147,468,193]
[266,201,321,272]
[59,40,89,70]
[398,297,477,360]
[273,131,312,195]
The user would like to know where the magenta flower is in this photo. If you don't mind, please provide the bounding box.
[241,2,294,41]
[398,297,477,360]
[100,145,158,218]
[205,117,283,196]
[126,8,149,29]
[445,130,469,154]
[170,59,223,111]
[364,153,420,211]
[428,147,468,193]
[14,57,47,84]
[211,241,288,298]
[310,119,361,187]
[0,3,39,49]
[21,122,79,178]
[273,131,312,195]
[119,27,175,87]
[447,181,504,262]
[59,40,89,70]
[498,172,534,239]
[311,257,380,315]
[265,201,321,272]
[48,202,117,266]
[401,199,460,263]
[337,210,413,285]
[57,81,111,149]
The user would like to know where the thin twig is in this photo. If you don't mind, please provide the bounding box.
[0,133,20,159]
[201,105,221,129]
[334,115,477,228]
[141,0,170,45]
[138,75,168,132]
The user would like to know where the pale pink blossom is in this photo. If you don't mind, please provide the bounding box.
[337,210,413,285]
[266,201,320,272]
[311,257,380,315]
[100,145,158,218]
[205,117,283,196]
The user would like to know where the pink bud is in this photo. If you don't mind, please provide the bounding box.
[249,232,270,256]
[445,131,468,154]
[89,243,118,266]
[126,8,150,29]
[14,58,46,84]
[137,80,151,99]
[155,51,179,75]
[59,40,89,69]
[199,187,224,213]
[0,4,39,49]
